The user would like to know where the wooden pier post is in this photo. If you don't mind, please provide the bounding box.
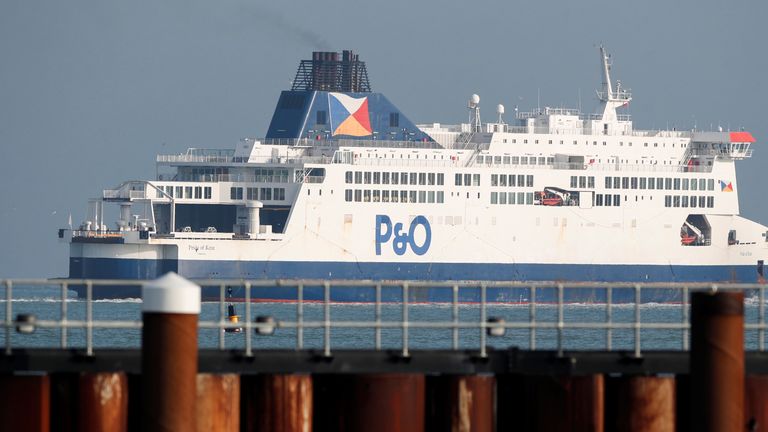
[427,374,494,432]
[0,374,50,431]
[691,291,744,431]
[141,272,200,432]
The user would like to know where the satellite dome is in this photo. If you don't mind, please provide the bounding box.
[496,104,505,114]
[470,94,480,104]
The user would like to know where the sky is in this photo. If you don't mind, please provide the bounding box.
[0,0,766,278]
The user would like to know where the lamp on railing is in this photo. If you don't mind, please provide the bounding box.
[254,315,276,335]
[486,317,506,337]
[15,313,37,334]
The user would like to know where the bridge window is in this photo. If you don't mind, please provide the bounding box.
[247,187,258,200]
[273,188,285,201]
[707,179,715,191]
[707,197,714,208]
[364,172,371,184]
[230,187,243,200]
[605,177,612,189]
[373,172,381,184]
[389,112,399,128]
[204,187,211,199]
[316,110,327,125]
[345,190,352,202]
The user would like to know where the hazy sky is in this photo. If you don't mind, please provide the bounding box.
[1,0,766,277]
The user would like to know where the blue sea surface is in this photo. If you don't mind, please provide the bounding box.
[0,285,764,352]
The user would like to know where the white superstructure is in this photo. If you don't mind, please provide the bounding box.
[61,47,766,299]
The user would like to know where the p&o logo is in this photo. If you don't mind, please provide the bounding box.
[375,215,431,256]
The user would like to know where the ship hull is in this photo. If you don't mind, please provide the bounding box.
[69,257,760,302]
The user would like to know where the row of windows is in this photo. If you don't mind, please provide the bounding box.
[316,111,399,128]
[500,138,683,148]
[490,192,535,205]
[230,187,286,201]
[161,185,212,200]
[477,155,554,166]
[605,176,715,191]
[594,194,623,207]
[491,174,535,187]
[664,195,715,208]
[345,171,445,186]
[455,173,481,186]
[254,168,290,183]
[344,189,445,204]
[569,176,596,189]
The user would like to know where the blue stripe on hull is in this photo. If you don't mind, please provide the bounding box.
[69,257,760,301]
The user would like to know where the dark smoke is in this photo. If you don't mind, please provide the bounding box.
[240,5,332,51]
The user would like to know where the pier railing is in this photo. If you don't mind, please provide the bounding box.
[2,279,766,357]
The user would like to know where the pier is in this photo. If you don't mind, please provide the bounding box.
[1,276,767,431]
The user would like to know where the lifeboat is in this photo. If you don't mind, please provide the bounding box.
[681,235,697,245]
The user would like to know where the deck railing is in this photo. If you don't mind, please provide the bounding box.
[1,279,766,358]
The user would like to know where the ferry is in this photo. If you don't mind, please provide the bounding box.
[59,48,766,301]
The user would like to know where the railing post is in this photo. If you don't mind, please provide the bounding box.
[690,290,744,431]
[141,272,201,432]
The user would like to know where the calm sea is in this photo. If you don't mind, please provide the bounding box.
[1,286,764,352]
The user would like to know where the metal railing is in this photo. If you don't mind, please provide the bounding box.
[1,279,766,359]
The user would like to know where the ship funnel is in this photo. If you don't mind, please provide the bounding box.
[292,50,372,92]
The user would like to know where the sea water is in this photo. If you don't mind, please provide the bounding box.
[0,285,764,352]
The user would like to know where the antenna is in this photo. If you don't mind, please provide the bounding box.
[537,88,541,113]
[578,88,582,112]
[468,94,481,132]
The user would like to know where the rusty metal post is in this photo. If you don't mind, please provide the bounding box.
[141,272,200,432]
[427,375,494,432]
[349,374,425,432]
[745,375,768,431]
[611,376,675,431]
[196,373,240,432]
[78,372,128,432]
[496,374,603,431]
[0,374,50,431]
[691,291,744,431]
[243,374,312,432]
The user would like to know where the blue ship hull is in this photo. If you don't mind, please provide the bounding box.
[69,257,759,302]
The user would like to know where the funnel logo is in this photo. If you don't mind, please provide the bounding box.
[330,92,372,137]
[719,180,734,192]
